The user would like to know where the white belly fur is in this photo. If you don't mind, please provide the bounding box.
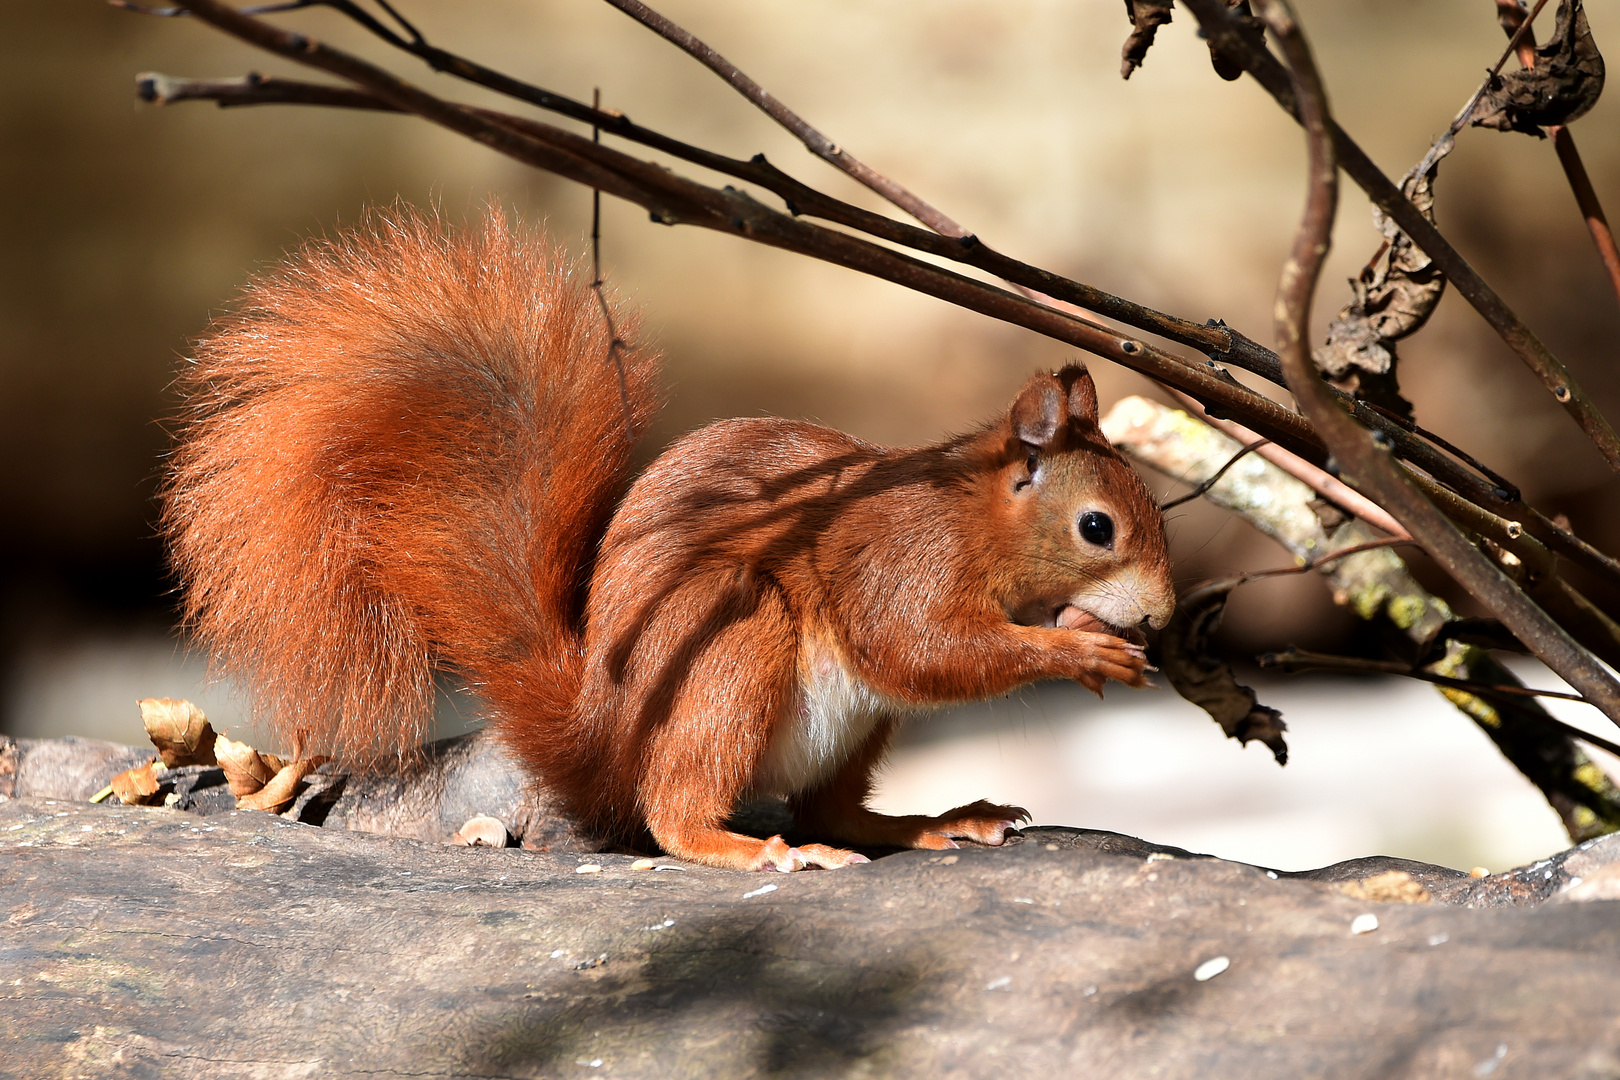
[754,643,919,797]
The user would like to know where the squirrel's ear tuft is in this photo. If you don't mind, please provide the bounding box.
[1011,375,1065,448]
[1056,364,1099,427]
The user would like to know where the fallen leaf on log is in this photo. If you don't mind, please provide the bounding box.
[235,757,327,813]
[108,758,163,806]
[1157,582,1289,765]
[215,734,285,797]
[1471,0,1605,136]
[138,697,218,768]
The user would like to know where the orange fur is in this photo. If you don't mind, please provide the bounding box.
[164,208,1175,871]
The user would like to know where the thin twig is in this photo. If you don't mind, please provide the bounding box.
[1159,439,1270,510]
[1249,0,1620,726]
[1259,648,1605,712]
[1182,0,1620,479]
[599,0,967,239]
[1164,388,1410,538]
[1551,129,1620,311]
[590,87,633,436]
[1181,540,1419,607]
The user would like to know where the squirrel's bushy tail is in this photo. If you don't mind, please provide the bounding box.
[163,206,660,761]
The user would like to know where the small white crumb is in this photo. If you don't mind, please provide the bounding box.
[1266,871,1278,880]
[985,975,1012,991]
[629,858,657,870]
[1428,933,1449,946]
[551,949,564,958]
[1146,852,1174,862]
[742,883,778,899]
[1193,956,1230,982]
[574,864,603,875]
[5,824,23,831]
[1083,984,1098,997]
[1011,897,1034,905]
[1044,843,1060,851]
[79,825,92,832]
[652,865,687,872]
[1350,913,1379,935]
[1474,1043,1507,1077]
[575,1058,603,1068]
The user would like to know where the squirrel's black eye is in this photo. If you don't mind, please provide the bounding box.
[1079,511,1114,547]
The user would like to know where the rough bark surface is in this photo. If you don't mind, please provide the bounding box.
[5,735,1620,1078]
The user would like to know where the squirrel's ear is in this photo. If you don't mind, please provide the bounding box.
[1011,375,1065,449]
[1057,364,1100,427]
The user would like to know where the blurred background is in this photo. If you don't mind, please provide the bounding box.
[4,0,1618,871]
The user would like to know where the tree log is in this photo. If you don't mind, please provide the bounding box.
[6,734,1620,1076]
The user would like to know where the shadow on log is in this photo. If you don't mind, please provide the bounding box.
[5,732,1620,1078]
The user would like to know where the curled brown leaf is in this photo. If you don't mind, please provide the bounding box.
[1313,161,1447,418]
[1472,0,1605,136]
[214,734,282,797]
[1119,0,1174,80]
[1206,0,1264,82]
[235,757,326,813]
[1158,583,1288,765]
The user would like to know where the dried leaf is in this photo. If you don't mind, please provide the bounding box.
[139,697,218,768]
[236,758,324,813]
[214,734,279,796]
[452,815,510,847]
[1206,0,1265,82]
[1471,0,1605,135]
[1313,161,1446,418]
[109,759,163,806]
[1119,0,1174,80]
[1158,583,1288,765]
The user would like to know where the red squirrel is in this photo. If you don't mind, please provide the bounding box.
[164,208,1176,872]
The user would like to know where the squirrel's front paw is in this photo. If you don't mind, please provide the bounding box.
[1070,631,1149,694]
